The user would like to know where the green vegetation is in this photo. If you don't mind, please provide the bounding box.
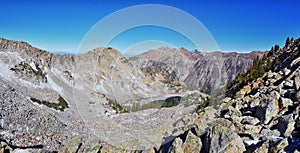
[10,62,47,82]
[285,37,291,47]
[34,63,46,80]
[127,101,162,112]
[226,37,300,97]
[123,96,182,113]
[30,96,69,111]
[107,98,129,113]
[103,93,207,114]
[226,45,281,97]
[161,96,181,108]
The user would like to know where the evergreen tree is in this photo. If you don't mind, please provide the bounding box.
[286,37,291,47]
[268,47,274,57]
[274,45,280,52]
[275,58,281,66]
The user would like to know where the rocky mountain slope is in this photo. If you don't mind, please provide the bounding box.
[130,47,265,91]
[156,38,300,152]
[0,38,209,152]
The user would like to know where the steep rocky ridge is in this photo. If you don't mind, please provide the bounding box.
[157,38,300,152]
[130,47,265,91]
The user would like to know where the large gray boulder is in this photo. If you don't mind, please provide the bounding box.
[168,131,202,153]
[254,98,278,124]
[204,120,245,153]
[193,106,218,136]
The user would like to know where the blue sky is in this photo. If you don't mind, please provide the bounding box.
[1,0,300,54]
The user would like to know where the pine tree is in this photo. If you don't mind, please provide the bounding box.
[286,37,291,47]
[275,58,281,68]
[268,47,274,57]
[274,45,280,52]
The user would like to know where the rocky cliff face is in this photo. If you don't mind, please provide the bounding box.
[130,47,265,91]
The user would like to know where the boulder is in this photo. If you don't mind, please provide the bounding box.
[224,106,243,123]
[269,138,289,153]
[182,131,202,153]
[64,136,82,153]
[82,141,103,153]
[238,124,262,135]
[222,97,232,103]
[140,147,157,153]
[250,99,260,108]
[241,116,260,125]
[164,131,202,153]
[253,140,269,153]
[193,107,218,136]
[260,128,281,138]
[284,121,295,137]
[215,118,236,130]
[205,123,245,153]
[168,138,184,153]
[240,85,251,95]
[254,98,278,124]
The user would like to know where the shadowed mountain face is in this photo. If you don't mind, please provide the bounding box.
[130,47,266,91]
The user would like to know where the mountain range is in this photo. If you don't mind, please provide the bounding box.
[131,47,265,91]
[0,37,299,152]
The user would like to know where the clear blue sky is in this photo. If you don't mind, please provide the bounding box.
[1,0,300,53]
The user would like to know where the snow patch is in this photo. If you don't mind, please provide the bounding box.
[29,62,38,71]
[243,139,261,146]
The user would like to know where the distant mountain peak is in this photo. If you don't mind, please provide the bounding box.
[131,47,265,91]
